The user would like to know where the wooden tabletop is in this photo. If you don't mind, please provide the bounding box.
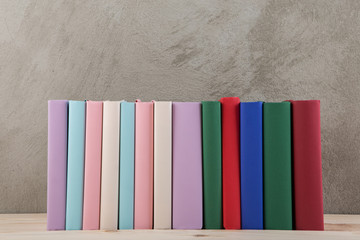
[0,214,359,239]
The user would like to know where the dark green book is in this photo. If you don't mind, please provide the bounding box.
[201,101,222,229]
[263,102,293,230]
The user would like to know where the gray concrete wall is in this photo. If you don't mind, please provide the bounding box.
[1,0,359,213]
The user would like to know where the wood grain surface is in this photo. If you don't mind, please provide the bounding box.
[0,214,359,239]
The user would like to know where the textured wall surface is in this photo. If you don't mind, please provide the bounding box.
[0,0,359,214]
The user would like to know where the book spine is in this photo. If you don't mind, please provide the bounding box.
[134,101,154,229]
[83,101,103,230]
[201,101,222,229]
[66,101,86,230]
[153,101,172,229]
[172,102,203,229]
[263,102,292,230]
[219,97,241,229]
[291,100,324,230]
[119,102,135,229]
[100,101,120,230]
[240,102,263,229]
[47,100,68,230]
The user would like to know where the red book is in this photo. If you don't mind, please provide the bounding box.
[290,100,324,230]
[219,97,241,229]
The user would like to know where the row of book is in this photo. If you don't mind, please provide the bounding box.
[47,98,323,231]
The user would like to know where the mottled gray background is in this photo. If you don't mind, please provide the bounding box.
[0,0,359,214]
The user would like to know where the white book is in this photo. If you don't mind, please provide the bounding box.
[153,101,172,229]
[100,101,120,230]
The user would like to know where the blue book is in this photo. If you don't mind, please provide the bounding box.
[240,102,263,229]
[66,100,86,230]
[119,102,135,229]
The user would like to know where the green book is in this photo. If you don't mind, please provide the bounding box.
[263,102,293,230]
[202,101,222,229]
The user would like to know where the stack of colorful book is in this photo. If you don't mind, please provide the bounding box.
[47,98,323,231]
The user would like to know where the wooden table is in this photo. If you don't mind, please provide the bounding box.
[0,214,359,239]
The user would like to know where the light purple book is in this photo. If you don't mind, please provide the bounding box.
[47,100,68,230]
[172,102,203,229]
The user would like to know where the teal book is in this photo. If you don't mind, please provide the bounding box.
[66,100,86,230]
[119,102,135,229]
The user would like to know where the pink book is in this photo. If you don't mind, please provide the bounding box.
[134,100,154,229]
[82,101,103,230]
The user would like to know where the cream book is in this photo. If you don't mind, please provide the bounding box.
[153,101,172,229]
[100,101,120,230]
